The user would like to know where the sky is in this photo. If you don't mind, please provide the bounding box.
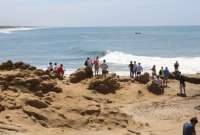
[0,0,200,27]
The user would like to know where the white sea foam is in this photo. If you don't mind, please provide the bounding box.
[0,27,38,34]
[100,51,200,75]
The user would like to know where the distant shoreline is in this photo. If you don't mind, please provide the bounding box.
[0,26,36,29]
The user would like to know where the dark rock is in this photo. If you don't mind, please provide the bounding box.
[26,99,48,109]
[0,104,5,112]
[69,67,93,83]
[33,69,46,76]
[135,73,150,84]
[40,75,50,81]
[52,86,63,93]
[81,106,101,116]
[0,60,13,70]
[25,78,41,88]
[184,76,200,84]
[147,81,164,95]
[23,106,48,121]
[88,76,120,94]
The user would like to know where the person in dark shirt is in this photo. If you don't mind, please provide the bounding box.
[183,117,198,135]
[129,61,134,78]
[180,75,186,96]
[174,61,179,71]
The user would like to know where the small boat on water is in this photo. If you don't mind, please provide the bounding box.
[135,32,141,35]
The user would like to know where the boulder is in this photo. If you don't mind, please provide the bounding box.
[25,77,42,88]
[147,81,164,95]
[25,99,48,109]
[33,69,47,76]
[69,67,93,83]
[135,73,150,84]
[52,86,63,93]
[14,61,36,70]
[10,77,26,86]
[40,75,50,81]
[88,76,120,94]
[0,60,13,70]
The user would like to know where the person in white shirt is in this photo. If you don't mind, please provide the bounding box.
[133,61,137,77]
[47,62,53,72]
[136,63,143,76]
[100,60,108,78]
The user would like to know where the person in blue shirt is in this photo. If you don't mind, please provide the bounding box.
[163,67,170,86]
[183,117,198,135]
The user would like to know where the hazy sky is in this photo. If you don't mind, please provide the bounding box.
[0,0,199,26]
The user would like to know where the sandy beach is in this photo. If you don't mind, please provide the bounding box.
[0,61,199,135]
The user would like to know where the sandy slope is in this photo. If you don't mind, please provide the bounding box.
[0,69,200,135]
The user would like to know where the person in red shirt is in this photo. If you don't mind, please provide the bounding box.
[57,64,64,79]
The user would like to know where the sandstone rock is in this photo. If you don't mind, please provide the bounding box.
[147,81,164,95]
[40,81,55,91]
[0,104,5,112]
[25,99,48,109]
[14,61,25,68]
[0,60,13,70]
[28,66,37,71]
[33,69,46,76]
[88,76,120,94]
[23,106,48,121]
[81,106,101,116]
[52,86,63,93]
[40,75,50,80]
[135,73,150,84]
[25,78,41,88]
[10,77,26,86]
[69,67,93,83]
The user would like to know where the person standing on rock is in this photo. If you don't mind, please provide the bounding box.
[133,61,137,78]
[128,61,134,78]
[183,117,198,135]
[159,67,164,79]
[100,60,108,78]
[53,63,58,73]
[174,61,179,72]
[136,63,143,77]
[179,75,186,96]
[151,65,157,79]
[94,56,100,76]
[163,67,170,86]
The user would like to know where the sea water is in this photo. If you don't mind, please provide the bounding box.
[0,26,200,76]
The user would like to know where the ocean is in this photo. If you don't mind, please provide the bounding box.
[0,26,200,76]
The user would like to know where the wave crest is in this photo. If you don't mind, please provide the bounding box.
[0,27,38,34]
[100,51,200,74]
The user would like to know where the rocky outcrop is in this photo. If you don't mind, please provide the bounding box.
[69,67,93,83]
[135,73,150,84]
[0,61,62,94]
[25,99,48,109]
[184,76,200,84]
[147,81,164,95]
[88,76,120,94]
[0,60,36,70]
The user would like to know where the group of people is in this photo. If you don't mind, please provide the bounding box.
[151,61,186,96]
[84,56,109,77]
[151,65,170,87]
[128,61,143,78]
[47,62,65,79]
